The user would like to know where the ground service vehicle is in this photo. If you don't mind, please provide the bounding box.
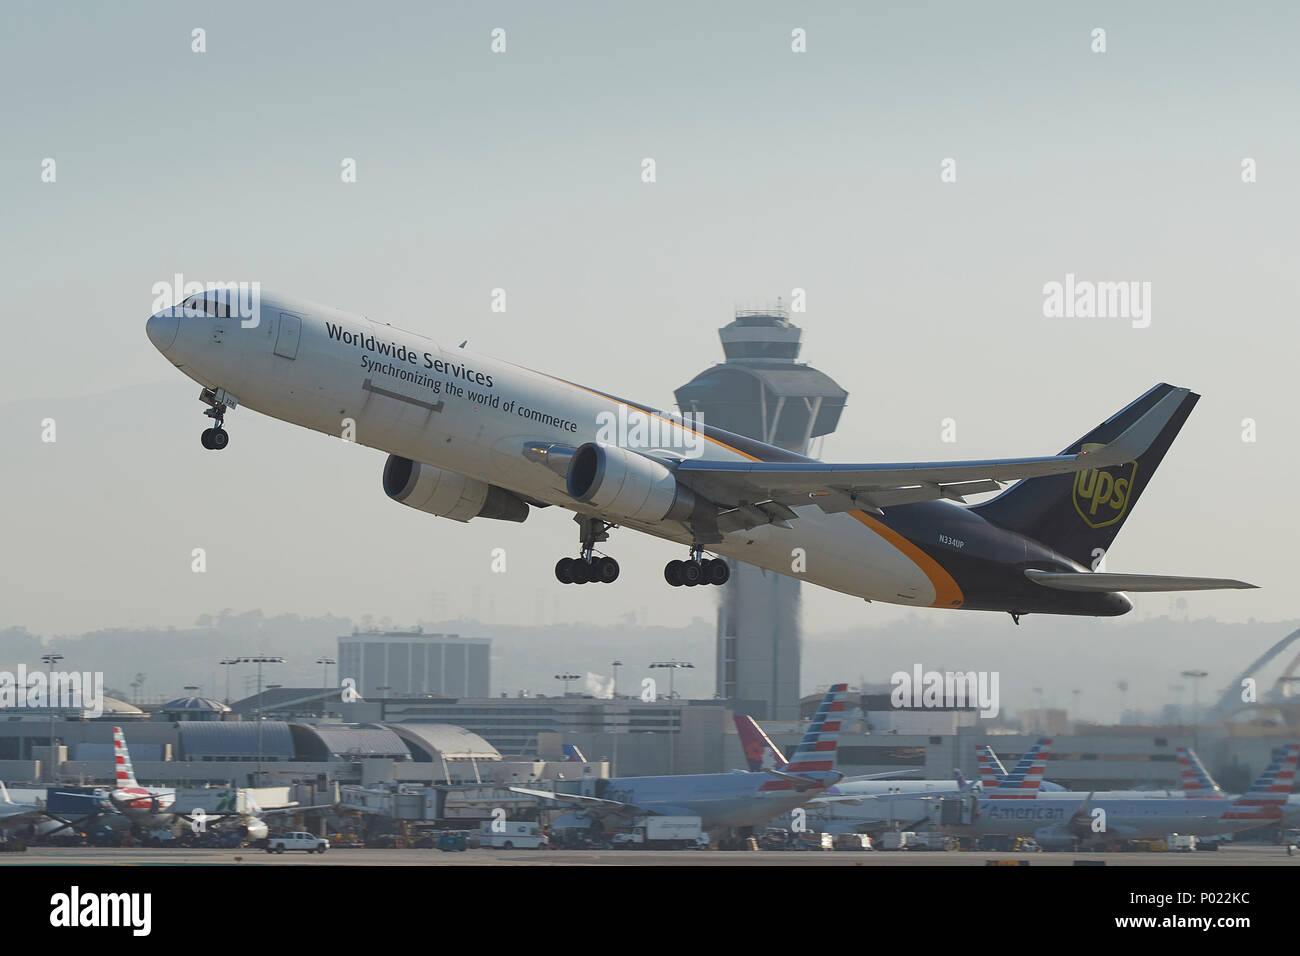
[266,832,329,854]
[909,832,951,851]
[609,816,706,849]
[437,830,469,852]
[833,833,873,851]
[878,831,918,851]
[477,821,547,849]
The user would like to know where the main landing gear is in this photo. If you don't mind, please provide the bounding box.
[199,387,232,451]
[664,546,730,588]
[555,555,619,585]
[556,517,620,585]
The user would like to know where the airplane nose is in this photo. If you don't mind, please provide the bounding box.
[146,310,179,352]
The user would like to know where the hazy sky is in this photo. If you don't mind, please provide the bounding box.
[3,2,1298,638]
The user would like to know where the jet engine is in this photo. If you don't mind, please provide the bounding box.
[1032,825,1080,852]
[565,442,695,523]
[383,455,529,523]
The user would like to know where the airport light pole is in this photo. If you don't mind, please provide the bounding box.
[554,673,580,697]
[650,660,694,775]
[650,660,694,702]
[41,653,63,783]
[220,658,238,705]
[610,661,623,777]
[1181,669,1208,751]
[316,656,336,717]
[232,656,284,787]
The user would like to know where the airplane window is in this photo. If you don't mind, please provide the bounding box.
[180,294,229,318]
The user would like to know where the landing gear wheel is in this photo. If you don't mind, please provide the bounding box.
[681,561,703,587]
[555,557,575,584]
[209,427,229,450]
[570,558,592,585]
[595,556,620,583]
[664,560,685,587]
[705,558,731,586]
[200,428,215,449]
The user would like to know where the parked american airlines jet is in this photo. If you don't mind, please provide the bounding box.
[109,726,176,827]
[949,744,1300,848]
[146,291,1254,618]
[512,684,851,834]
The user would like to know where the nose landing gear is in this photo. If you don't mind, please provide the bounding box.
[198,387,235,450]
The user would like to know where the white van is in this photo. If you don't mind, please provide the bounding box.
[478,821,548,849]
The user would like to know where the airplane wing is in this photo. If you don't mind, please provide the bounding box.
[0,805,53,826]
[676,387,1186,526]
[507,786,649,821]
[255,803,336,817]
[1025,570,1256,592]
[838,769,924,783]
[808,795,868,805]
[762,768,836,791]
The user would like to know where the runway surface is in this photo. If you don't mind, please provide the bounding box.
[2,845,1295,865]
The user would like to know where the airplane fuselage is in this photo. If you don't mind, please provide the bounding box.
[561,771,840,830]
[953,795,1275,842]
[146,293,1132,615]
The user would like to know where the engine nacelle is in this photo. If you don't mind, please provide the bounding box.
[565,442,695,523]
[1032,826,1078,852]
[383,456,529,523]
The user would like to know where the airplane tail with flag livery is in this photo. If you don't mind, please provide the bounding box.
[113,725,140,790]
[1176,746,1226,799]
[758,684,849,793]
[785,683,848,776]
[974,744,1009,789]
[988,737,1053,798]
[1221,744,1299,821]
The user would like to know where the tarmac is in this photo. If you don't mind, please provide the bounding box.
[3,844,1296,865]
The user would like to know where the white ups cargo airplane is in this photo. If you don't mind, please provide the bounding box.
[146,290,1253,620]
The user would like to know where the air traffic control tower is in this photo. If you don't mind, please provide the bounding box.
[674,308,848,720]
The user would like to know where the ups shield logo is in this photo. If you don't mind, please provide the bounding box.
[1073,447,1138,529]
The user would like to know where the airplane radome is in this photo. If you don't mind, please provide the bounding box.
[146,289,1255,623]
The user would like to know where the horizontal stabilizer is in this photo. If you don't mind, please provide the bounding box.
[1025,570,1257,592]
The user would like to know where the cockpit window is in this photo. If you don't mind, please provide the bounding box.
[181,294,231,318]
